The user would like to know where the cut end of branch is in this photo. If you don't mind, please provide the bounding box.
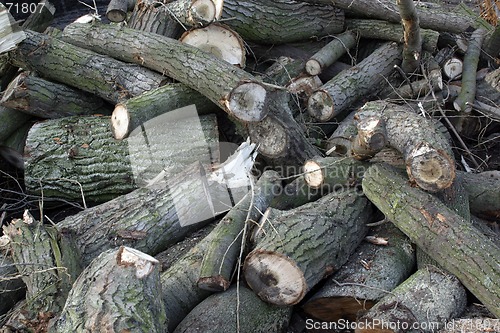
[188,0,217,26]
[407,143,456,192]
[226,82,268,122]
[303,160,324,189]
[117,246,159,279]
[307,90,335,122]
[111,104,131,140]
[244,250,306,306]
[305,59,322,76]
[197,275,231,292]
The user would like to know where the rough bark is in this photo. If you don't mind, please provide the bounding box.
[357,100,455,192]
[0,106,31,142]
[345,19,438,52]
[24,114,219,202]
[0,255,26,317]
[10,30,166,104]
[174,285,292,333]
[128,0,183,38]
[362,164,500,318]
[197,170,281,292]
[1,72,107,119]
[397,0,422,73]
[221,0,344,44]
[49,246,167,333]
[307,42,402,122]
[303,223,416,322]
[62,22,273,122]
[244,189,372,306]
[270,175,325,210]
[356,266,467,333]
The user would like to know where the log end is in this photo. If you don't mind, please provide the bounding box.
[226,82,268,122]
[307,90,335,122]
[197,275,231,292]
[106,9,127,23]
[117,246,160,279]
[407,143,456,192]
[303,159,324,189]
[243,250,306,306]
[303,296,376,322]
[189,0,216,26]
[305,59,322,76]
[111,104,130,140]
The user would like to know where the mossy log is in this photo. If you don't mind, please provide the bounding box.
[9,30,166,104]
[303,223,416,322]
[24,114,219,202]
[307,42,402,122]
[357,100,455,192]
[197,170,281,291]
[174,285,292,333]
[221,0,344,44]
[362,164,500,318]
[1,72,107,119]
[62,22,273,123]
[356,266,467,333]
[244,189,373,306]
[49,246,167,333]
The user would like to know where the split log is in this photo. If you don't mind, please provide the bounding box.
[112,82,217,139]
[197,170,281,292]
[174,285,292,333]
[397,0,422,73]
[362,164,500,318]
[221,0,344,44]
[55,141,256,267]
[305,31,357,76]
[307,42,402,122]
[303,223,416,322]
[62,22,272,122]
[0,106,31,142]
[9,30,166,104]
[106,0,134,22]
[0,254,26,317]
[244,188,373,306]
[356,266,467,333]
[1,72,107,119]
[24,113,219,202]
[2,212,81,329]
[344,19,439,52]
[357,100,455,192]
[49,246,167,333]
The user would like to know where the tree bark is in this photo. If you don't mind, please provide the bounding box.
[244,189,373,306]
[397,0,422,73]
[303,223,416,322]
[461,170,500,221]
[10,31,166,104]
[0,255,26,318]
[221,0,344,44]
[0,106,31,142]
[197,170,281,292]
[356,266,467,333]
[48,246,167,333]
[62,22,273,123]
[1,72,107,119]
[307,42,402,122]
[351,116,387,160]
[106,0,134,22]
[362,164,500,318]
[24,114,219,202]
[357,100,455,192]
[174,285,292,333]
[128,0,183,38]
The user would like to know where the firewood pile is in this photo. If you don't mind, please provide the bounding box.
[0,0,499,332]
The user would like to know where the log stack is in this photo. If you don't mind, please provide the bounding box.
[0,0,499,332]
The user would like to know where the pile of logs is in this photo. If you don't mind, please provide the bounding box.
[0,0,499,332]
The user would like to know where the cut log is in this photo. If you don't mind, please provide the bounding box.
[221,0,344,44]
[357,100,456,192]
[270,175,324,211]
[128,0,183,37]
[303,223,416,322]
[179,23,246,67]
[106,0,134,22]
[0,106,31,142]
[307,42,402,122]
[443,57,463,80]
[112,82,217,140]
[62,22,272,122]
[24,113,219,202]
[305,31,357,76]
[55,141,256,266]
[49,246,167,333]
[362,164,500,318]
[0,254,26,317]
[244,188,373,306]
[356,266,467,333]
[9,30,166,104]
[1,72,107,119]
[164,0,222,27]
[2,211,81,329]
[397,0,422,73]
[174,285,292,333]
[345,19,438,52]
[197,170,281,292]
[351,116,387,160]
